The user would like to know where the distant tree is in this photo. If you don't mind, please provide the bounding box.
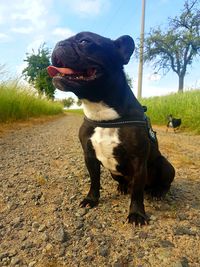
[62,97,75,108]
[144,0,200,92]
[125,72,133,88]
[76,99,82,107]
[22,44,55,99]
[0,64,6,79]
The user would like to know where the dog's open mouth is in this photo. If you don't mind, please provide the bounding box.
[47,66,97,81]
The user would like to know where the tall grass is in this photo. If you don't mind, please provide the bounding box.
[141,90,200,134]
[0,81,63,123]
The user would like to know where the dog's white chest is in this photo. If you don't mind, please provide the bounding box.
[91,127,121,175]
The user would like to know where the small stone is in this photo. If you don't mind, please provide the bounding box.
[178,213,187,221]
[9,249,18,257]
[69,195,76,203]
[150,215,157,221]
[28,261,37,267]
[21,241,34,250]
[137,251,145,258]
[2,257,10,265]
[12,217,22,228]
[21,200,27,205]
[156,248,172,261]
[76,221,84,229]
[138,231,148,239]
[59,246,66,257]
[46,243,53,251]
[159,240,175,248]
[32,222,40,229]
[76,229,84,238]
[113,261,124,267]
[10,257,21,265]
[75,208,88,217]
[171,261,183,267]
[181,257,189,267]
[99,246,109,257]
[41,233,49,242]
[38,224,46,232]
[174,226,195,236]
[54,227,69,243]
[0,252,9,260]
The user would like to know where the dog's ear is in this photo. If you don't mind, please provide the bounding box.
[114,35,135,65]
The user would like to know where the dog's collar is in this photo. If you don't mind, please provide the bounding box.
[84,116,147,128]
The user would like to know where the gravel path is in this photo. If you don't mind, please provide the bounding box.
[0,114,200,267]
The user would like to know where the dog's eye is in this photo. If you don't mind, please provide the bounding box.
[79,39,90,45]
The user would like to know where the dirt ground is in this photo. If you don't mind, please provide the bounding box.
[0,114,199,267]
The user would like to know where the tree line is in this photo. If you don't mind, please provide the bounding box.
[22,0,199,99]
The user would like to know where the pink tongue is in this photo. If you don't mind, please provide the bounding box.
[47,66,76,77]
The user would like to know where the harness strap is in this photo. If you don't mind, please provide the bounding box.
[84,116,146,128]
[84,115,157,143]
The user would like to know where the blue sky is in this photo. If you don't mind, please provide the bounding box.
[0,0,199,99]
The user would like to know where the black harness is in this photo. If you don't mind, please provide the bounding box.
[84,115,157,143]
[84,116,147,128]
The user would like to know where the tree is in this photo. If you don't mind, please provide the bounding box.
[0,64,7,80]
[144,0,200,92]
[125,72,133,88]
[76,99,82,107]
[22,44,55,99]
[62,97,75,108]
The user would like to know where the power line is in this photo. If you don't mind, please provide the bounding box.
[102,0,125,34]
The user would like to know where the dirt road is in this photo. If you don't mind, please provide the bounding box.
[0,114,200,267]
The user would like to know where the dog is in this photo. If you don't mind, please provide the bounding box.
[47,32,175,226]
[167,114,182,132]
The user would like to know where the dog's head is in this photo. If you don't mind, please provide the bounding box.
[47,32,135,99]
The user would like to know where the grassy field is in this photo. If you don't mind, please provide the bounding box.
[0,81,63,123]
[141,90,200,134]
[66,90,200,134]
[65,109,83,115]
[1,79,199,134]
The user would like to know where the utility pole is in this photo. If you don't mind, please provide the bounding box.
[137,0,146,99]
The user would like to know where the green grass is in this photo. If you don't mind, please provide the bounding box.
[65,109,83,115]
[0,81,63,123]
[66,90,200,134]
[140,90,200,134]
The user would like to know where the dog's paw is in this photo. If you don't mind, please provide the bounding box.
[80,198,99,208]
[127,212,149,226]
[146,187,169,200]
[117,183,128,195]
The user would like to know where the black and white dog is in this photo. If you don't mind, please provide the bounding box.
[48,32,175,226]
[167,114,182,132]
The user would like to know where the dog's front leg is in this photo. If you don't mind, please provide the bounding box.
[128,159,149,226]
[80,156,101,208]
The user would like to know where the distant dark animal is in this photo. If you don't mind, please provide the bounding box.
[48,31,175,226]
[167,114,182,132]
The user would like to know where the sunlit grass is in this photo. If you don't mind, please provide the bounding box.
[65,109,83,115]
[66,90,200,133]
[0,81,63,123]
[141,90,200,134]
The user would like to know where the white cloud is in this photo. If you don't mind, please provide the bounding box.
[0,3,7,25]
[10,0,49,31]
[65,0,110,17]
[0,33,11,43]
[11,27,34,34]
[52,28,75,39]
[0,0,52,32]
[27,37,45,53]
[15,62,28,76]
